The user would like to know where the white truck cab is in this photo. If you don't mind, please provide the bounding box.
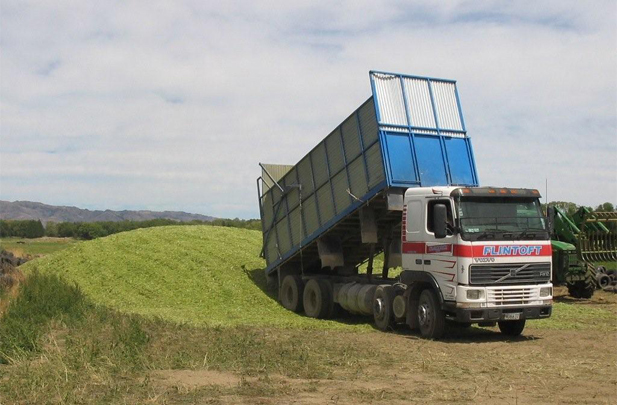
[398,186,553,337]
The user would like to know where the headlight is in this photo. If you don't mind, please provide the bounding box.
[466,289,484,300]
[540,287,552,297]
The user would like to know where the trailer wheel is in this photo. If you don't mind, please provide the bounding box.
[280,275,304,313]
[498,320,526,337]
[417,289,446,339]
[303,279,331,319]
[373,285,395,331]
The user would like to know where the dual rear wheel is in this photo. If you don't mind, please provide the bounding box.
[372,286,446,339]
[279,275,334,319]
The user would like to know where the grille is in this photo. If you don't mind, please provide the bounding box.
[487,287,535,306]
[469,263,550,285]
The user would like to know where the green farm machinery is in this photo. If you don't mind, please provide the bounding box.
[549,206,617,298]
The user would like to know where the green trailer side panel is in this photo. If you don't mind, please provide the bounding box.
[303,195,320,236]
[258,96,383,270]
[342,116,362,161]
[316,184,335,221]
[359,100,378,146]
[332,170,351,215]
[366,142,385,189]
[326,130,345,175]
[348,156,368,198]
[312,144,329,189]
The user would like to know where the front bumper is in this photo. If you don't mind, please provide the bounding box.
[443,303,552,323]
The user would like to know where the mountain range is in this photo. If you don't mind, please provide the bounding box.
[0,200,215,224]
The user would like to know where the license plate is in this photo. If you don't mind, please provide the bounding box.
[503,313,521,320]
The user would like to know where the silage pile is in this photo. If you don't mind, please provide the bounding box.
[21,226,364,330]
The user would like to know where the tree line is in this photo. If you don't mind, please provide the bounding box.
[541,201,615,216]
[0,218,262,240]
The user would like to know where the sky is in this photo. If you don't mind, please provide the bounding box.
[1,0,616,219]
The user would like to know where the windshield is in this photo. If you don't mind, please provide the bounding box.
[456,196,548,241]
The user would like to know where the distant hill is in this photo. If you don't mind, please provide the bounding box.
[0,200,215,224]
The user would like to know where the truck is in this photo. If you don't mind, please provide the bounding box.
[257,71,553,339]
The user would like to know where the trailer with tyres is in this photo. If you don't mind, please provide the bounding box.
[257,71,553,338]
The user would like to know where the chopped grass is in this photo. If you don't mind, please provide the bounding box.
[22,226,369,330]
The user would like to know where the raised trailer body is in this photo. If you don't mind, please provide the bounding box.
[258,71,478,278]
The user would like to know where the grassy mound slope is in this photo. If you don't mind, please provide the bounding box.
[23,226,357,329]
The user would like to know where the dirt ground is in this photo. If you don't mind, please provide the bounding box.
[149,288,617,404]
[152,329,616,404]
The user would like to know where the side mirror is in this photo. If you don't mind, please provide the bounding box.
[547,206,555,235]
[433,204,448,239]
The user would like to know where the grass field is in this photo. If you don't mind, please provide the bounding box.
[0,237,77,257]
[1,225,616,404]
[19,226,615,331]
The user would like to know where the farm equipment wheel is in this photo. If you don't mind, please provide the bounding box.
[280,275,304,313]
[417,289,445,339]
[597,273,612,290]
[303,279,332,319]
[567,279,595,299]
[373,285,395,331]
[498,320,526,337]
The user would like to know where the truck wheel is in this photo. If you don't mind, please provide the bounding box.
[280,275,304,312]
[303,279,331,319]
[320,279,338,319]
[417,289,445,339]
[373,285,395,331]
[498,320,525,336]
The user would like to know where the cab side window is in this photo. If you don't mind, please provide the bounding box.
[427,200,453,234]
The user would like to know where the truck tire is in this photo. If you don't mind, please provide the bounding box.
[280,275,304,312]
[498,319,525,337]
[373,285,395,331]
[417,289,446,339]
[303,279,332,319]
[320,279,338,319]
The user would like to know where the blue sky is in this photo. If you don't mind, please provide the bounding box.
[1,1,615,219]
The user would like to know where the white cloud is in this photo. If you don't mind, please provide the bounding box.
[1,0,615,218]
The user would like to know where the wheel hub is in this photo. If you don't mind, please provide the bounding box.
[374,298,385,320]
[418,302,431,326]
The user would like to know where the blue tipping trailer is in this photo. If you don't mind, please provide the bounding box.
[257,71,479,278]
